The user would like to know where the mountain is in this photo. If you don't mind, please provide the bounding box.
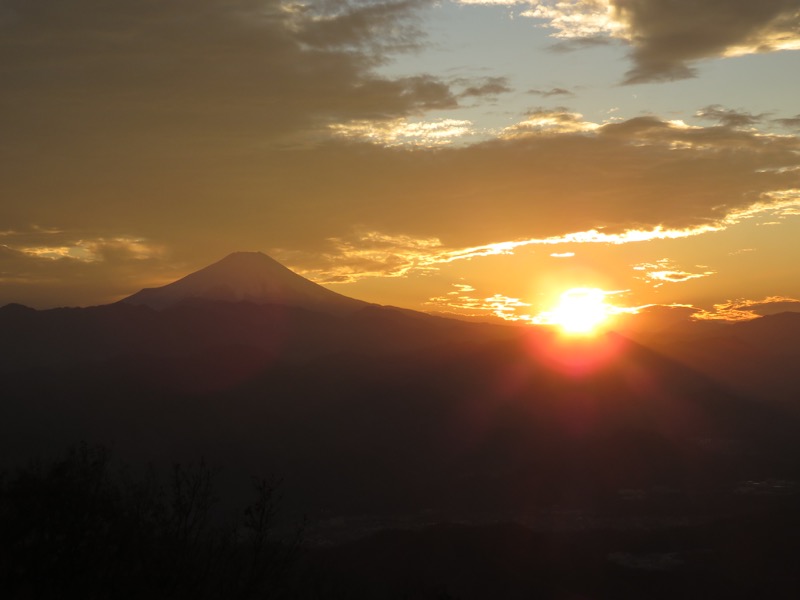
[0,252,515,370]
[122,251,368,314]
[3,252,800,524]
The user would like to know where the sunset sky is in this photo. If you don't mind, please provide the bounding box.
[2,0,800,324]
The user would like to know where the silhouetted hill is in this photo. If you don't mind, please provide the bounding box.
[0,298,516,372]
[626,311,800,407]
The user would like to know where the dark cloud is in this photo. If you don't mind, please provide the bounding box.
[696,105,766,128]
[457,76,512,98]
[528,0,800,83]
[296,0,425,51]
[0,0,448,152]
[548,36,616,53]
[174,112,800,254]
[528,87,573,97]
[612,0,800,83]
[774,114,800,129]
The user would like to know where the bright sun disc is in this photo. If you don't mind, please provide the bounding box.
[547,288,611,335]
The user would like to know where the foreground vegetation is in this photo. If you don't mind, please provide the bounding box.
[0,444,308,599]
[4,444,800,599]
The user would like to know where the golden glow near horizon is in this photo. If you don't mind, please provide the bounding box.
[534,288,637,335]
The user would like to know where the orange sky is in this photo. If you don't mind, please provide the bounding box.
[2,1,800,324]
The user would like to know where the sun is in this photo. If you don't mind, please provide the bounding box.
[542,288,613,336]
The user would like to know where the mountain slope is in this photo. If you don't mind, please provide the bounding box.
[122,251,368,314]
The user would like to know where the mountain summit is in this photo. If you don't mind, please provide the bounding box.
[122,251,368,314]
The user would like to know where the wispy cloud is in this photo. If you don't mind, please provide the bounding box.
[329,117,474,146]
[426,285,535,322]
[281,222,734,286]
[522,1,627,39]
[633,259,716,287]
[456,76,512,98]
[0,227,163,263]
[774,114,800,130]
[0,229,171,307]
[695,105,767,128]
[275,181,800,286]
[280,231,444,284]
[528,87,574,98]
[500,108,600,137]
[693,296,800,322]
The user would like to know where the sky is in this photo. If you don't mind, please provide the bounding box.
[2,0,800,325]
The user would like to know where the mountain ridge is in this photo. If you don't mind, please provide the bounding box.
[0,252,519,371]
[121,251,369,314]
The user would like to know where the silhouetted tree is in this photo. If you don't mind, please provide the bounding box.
[0,443,304,599]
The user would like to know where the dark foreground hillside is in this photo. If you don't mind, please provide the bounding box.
[3,445,800,600]
[0,445,800,600]
[4,318,799,519]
